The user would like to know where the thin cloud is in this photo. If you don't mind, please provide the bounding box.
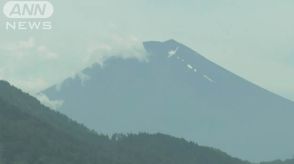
[35,93,64,110]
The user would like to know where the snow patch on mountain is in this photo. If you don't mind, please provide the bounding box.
[187,64,193,70]
[186,64,198,73]
[203,74,214,83]
[168,47,179,58]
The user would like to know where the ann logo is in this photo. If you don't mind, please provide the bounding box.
[3,1,54,30]
[3,1,54,19]
[9,2,46,17]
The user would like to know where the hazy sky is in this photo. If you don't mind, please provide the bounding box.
[0,0,293,101]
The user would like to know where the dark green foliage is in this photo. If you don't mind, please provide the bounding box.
[0,80,250,164]
[260,159,294,164]
[0,99,113,164]
[111,133,249,164]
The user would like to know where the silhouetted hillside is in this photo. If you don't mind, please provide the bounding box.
[0,80,250,164]
[261,159,294,164]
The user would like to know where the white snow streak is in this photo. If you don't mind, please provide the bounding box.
[203,74,214,83]
[187,64,193,70]
[168,47,179,58]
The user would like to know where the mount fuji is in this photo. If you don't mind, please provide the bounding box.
[42,40,294,161]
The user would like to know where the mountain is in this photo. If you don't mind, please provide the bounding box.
[0,80,250,164]
[42,39,294,161]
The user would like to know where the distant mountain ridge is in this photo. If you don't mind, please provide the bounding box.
[0,80,251,164]
[42,40,294,161]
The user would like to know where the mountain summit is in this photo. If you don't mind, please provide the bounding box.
[42,40,294,161]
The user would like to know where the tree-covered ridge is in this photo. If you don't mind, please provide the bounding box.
[261,159,294,164]
[0,98,110,164]
[0,97,248,164]
[0,80,288,164]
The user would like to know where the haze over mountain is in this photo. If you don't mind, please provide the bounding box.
[0,80,252,164]
[42,40,294,162]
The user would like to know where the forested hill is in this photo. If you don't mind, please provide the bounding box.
[261,159,294,164]
[0,80,250,164]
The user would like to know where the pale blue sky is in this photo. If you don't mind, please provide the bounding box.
[0,0,293,101]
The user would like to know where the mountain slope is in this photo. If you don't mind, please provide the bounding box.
[0,98,103,164]
[0,80,250,164]
[42,40,294,161]
[0,81,113,164]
